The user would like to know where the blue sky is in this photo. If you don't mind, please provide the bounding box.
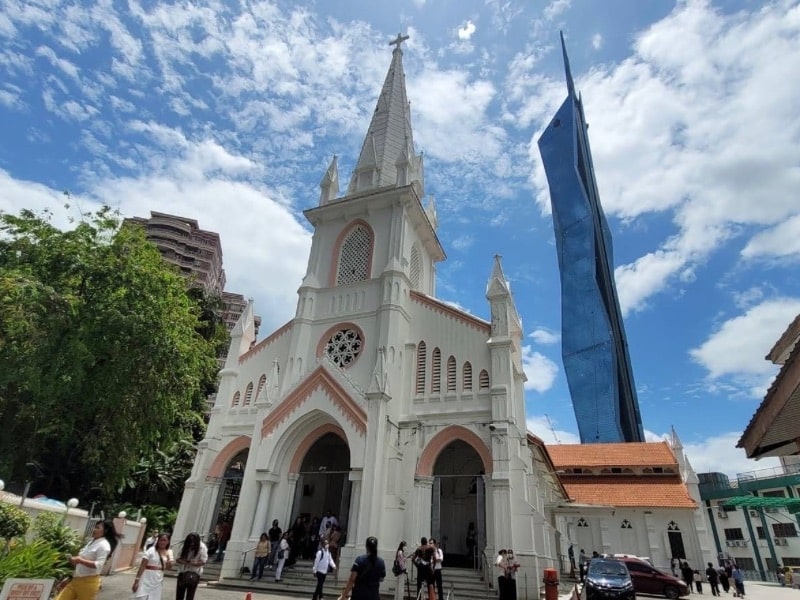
[2,0,799,477]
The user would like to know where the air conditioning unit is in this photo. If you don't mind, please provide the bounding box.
[733,540,742,547]
[717,510,728,519]
[726,540,735,547]
[775,538,786,546]
[749,510,759,517]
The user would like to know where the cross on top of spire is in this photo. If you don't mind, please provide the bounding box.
[389,32,409,50]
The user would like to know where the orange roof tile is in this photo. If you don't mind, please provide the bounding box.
[561,476,697,509]
[547,442,677,468]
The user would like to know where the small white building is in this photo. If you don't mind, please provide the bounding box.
[547,434,716,573]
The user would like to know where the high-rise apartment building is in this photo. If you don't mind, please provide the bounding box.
[537,34,644,443]
[124,211,258,335]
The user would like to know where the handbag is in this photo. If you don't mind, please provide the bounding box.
[180,570,201,586]
[392,559,403,576]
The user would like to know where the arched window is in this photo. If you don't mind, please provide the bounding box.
[336,225,372,285]
[243,382,254,406]
[446,356,456,392]
[431,348,442,393]
[256,374,267,399]
[231,391,241,407]
[409,245,421,290]
[478,369,490,390]
[463,362,473,391]
[415,342,427,395]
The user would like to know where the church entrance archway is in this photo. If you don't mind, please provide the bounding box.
[291,432,352,538]
[432,440,485,569]
[210,449,248,556]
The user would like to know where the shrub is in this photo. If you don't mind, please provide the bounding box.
[33,512,82,556]
[0,539,68,586]
[0,503,31,541]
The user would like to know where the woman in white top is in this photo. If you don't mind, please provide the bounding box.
[311,538,336,600]
[55,519,118,600]
[431,538,444,600]
[132,532,174,600]
[274,532,290,582]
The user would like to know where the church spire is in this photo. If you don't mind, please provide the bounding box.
[348,33,423,195]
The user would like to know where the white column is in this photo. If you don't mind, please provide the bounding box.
[198,480,223,536]
[250,479,276,539]
[347,469,363,546]
[412,476,434,542]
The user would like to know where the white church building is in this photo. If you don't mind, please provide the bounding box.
[172,36,713,595]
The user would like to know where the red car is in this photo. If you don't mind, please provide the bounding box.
[612,557,690,599]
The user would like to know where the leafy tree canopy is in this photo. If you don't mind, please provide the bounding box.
[0,207,220,502]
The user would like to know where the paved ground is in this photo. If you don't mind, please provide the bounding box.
[98,570,297,600]
[99,571,800,600]
[557,580,800,600]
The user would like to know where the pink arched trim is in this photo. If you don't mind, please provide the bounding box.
[208,435,252,478]
[328,219,375,287]
[417,425,492,477]
[261,366,367,439]
[289,423,348,474]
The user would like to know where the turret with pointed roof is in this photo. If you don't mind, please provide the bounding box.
[347,33,424,196]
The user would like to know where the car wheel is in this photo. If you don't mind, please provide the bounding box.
[664,585,680,599]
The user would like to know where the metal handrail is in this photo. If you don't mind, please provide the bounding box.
[481,549,493,597]
[239,545,258,577]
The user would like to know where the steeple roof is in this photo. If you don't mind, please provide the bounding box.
[348,33,423,195]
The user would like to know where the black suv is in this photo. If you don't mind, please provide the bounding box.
[582,558,636,600]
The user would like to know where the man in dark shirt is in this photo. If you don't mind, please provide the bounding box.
[414,537,435,598]
[706,562,720,596]
[267,520,282,568]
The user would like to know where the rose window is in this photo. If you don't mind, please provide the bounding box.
[325,329,363,367]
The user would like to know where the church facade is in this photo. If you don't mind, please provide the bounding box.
[173,38,563,596]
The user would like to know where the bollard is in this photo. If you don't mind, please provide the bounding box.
[543,567,559,600]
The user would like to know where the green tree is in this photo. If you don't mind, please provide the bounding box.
[0,207,219,502]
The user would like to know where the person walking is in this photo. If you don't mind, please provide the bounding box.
[311,538,335,600]
[55,520,118,600]
[568,543,576,575]
[671,557,680,578]
[329,525,343,578]
[706,563,720,596]
[275,532,290,582]
[392,541,409,600]
[214,520,231,562]
[267,519,282,569]
[578,549,587,583]
[731,564,745,597]
[505,549,520,600]
[680,561,694,591]
[414,537,432,599]
[250,533,270,581]
[495,549,508,600]
[175,532,208,600]
[693,570,703,594]
[431,538,444,600]
[340,536,387,600]
[132,533,173,600]
[718,567,730,594]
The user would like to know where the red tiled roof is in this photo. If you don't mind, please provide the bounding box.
[561,476,697,509]
[547,442,677,468]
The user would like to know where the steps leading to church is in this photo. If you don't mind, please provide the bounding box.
[207,559,491,599]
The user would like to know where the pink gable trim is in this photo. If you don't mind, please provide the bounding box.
[410,291,491,333]
[261,366,367,439]
[289,423,348,474]
[417,425,492,476]
[239,320,293,364]
[208,435,252,478]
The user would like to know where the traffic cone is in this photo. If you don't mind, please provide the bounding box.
[245,593,252,600]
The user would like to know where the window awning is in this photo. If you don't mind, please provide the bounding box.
[723,496,800,514]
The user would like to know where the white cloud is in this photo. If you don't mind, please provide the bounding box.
[681,433,781,478]
[543,0,571,21]
[522,345,559,392]
[689,298,800,397]
[742,214,800,259]
[457,20,476,41]
[528,327,560,345]
[526,415,580,445]
[591,33,603,50]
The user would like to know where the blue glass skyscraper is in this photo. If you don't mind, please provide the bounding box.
[537,33,645,443]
